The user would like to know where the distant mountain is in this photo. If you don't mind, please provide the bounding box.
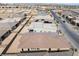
[58,3,79,6]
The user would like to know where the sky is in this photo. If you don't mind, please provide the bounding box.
[0,0,79,3]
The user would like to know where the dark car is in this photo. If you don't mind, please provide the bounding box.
[35,20,39,22]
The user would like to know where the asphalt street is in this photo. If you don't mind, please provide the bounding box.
[51,10,79,49]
